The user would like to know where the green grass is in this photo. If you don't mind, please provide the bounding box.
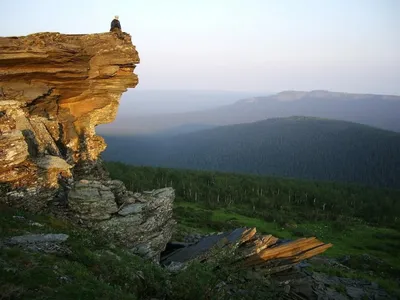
[2,200,399,299]
[0,205,169,300]
[173,201,400,297]
[174,201,400,262]
[299,222,400,265]
[174,202,293,238]
[173,201,400,296]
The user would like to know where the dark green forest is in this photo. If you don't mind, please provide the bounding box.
[104,161,400,229]
[103,117,400,189]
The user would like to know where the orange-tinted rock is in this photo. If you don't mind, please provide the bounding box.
[0,32,139,210]
[0,32,139,189]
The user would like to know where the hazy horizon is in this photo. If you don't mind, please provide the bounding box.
[1,0,399,95]
[130,88,400,96]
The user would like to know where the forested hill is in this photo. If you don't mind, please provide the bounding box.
[104,162,400,228]
[102,117,400,188]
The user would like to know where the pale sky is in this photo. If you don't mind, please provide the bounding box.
[1,0,400,94]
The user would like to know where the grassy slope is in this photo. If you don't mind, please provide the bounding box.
[174,202,400,259]
[1,200,399,298]
[0,205,169,300]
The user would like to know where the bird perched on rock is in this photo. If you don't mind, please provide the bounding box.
[110,15,121,31]
[110,16,123,39]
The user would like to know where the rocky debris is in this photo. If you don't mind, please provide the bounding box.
[255,254,398,300]
[67,180,175,260]
[12,215,44,227]
[2,233,70,254]
[283,269,397,300]
[161,228,332,273]
[338,254,399,278]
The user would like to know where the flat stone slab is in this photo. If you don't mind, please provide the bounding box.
[7,233,69,244]
[161,228,247,264]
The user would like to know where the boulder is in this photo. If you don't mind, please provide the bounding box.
[97,187,176,261]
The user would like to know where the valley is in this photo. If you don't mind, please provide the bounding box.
[103,116,400,188]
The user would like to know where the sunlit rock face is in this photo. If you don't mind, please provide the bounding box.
[0,32,140,210]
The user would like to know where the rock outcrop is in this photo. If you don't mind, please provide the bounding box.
[0,32,175,260]
[161,228,332,273]
[0,32,139,203]
[68,180,176,260]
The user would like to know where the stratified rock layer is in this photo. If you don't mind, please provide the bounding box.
[0,32,139,209]
[1,32,175,259]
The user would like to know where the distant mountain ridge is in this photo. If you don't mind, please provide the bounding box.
[99,90,400,135]
[238,90,400,103]
[102,116,400,188]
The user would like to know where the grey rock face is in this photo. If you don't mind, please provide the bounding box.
[118,203,145,216]
[107,179,130,206]
[68,180,118,220]
[97,187,176,261]
[67,180,176,261]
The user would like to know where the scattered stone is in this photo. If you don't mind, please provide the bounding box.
[283,284,290,294]
[7,233,69,244]
[283,270,397,300]
[12,215,45,227]
[2,233,70,255]
[346,286,366,299]
[164,261,186,272]
[58,276,72,283]
[28,221,44,227]
[3,267,18,274]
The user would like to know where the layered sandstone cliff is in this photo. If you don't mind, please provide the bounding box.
[0,32,139,192]
[0,32,175,260]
